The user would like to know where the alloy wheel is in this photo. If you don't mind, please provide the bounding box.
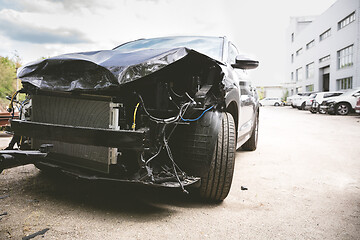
[337,104,349,115]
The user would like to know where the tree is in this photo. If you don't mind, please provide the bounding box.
[0,55,21,111]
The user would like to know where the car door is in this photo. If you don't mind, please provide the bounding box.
[239,81,255,135]
[228,42,255,136]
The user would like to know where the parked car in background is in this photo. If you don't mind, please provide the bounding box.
[293,92,313,110]
[320,88,360,115]
[355,96,360,114]
[259,97,282,106]
[307,91,344,114]
[288,93,306,108]
[286,94,297,107]
[304,93,317,111]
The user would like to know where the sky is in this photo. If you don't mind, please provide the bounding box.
[0,0,337,86]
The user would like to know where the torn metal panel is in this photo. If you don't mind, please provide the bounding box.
[35,161,201,188]
[0,150,47,172]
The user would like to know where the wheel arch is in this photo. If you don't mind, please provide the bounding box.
[336,101,352,107]
[226,101,238,137]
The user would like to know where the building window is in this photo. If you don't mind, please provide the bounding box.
[336,77,353,90]
[306,62,314,79]
[319,55,330,63]
[306,40,315,49]
[338,12,356,30]
[338,45,353,69]
[291,33,294,42]
[306,84,314,92]
[296,48,303,56]
[291,54,294,63]
[296,67,302,82]
[291,72,294,81]
[320,28,331,41]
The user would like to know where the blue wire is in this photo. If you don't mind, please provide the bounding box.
[181,105,214,122]
[18,100,28,113]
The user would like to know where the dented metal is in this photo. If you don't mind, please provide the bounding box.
[18,47,221,92]
[2,36,259,196]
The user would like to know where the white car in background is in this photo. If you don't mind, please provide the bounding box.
[306,91,344,113]
[286,94,297,107]
[292,93,313,110]
[259,97,283,106]
[320,88,360,115]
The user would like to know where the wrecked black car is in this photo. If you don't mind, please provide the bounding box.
[0,36,259,202]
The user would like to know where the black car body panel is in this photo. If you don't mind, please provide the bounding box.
[18,47,224,92]
[1,36,259,194]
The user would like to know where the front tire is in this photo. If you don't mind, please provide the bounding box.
[199,112,236,202]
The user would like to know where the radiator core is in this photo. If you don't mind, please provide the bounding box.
[31,94,112,173]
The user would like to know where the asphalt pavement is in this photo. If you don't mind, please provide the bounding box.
[0,107,359,239]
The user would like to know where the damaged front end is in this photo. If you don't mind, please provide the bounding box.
[1,47,227,192]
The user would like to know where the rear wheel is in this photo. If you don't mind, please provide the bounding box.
[198,112,236,202]
[319,107,326,114]
[300,102,306,110]
[274,102,280,106]
[335,103,351,115]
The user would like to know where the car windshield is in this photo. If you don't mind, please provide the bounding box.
[113,36,224,62]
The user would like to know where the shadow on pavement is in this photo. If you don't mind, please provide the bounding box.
[15,168,221,221]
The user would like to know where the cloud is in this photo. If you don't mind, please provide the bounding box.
[0,0,110,13]
[0,10,91,44]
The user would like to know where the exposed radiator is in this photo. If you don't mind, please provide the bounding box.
[31,94,113,173]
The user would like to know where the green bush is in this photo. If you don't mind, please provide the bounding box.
[0,56,17,98]
[0,56,21,111]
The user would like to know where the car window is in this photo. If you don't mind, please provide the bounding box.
[228,42,238,65]
[324,93,342,98]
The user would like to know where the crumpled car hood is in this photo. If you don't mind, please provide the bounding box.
[18,47,222,92]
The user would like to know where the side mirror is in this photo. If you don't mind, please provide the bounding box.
[232,55,259,70]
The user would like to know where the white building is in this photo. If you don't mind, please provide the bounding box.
[286,0,360,95]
